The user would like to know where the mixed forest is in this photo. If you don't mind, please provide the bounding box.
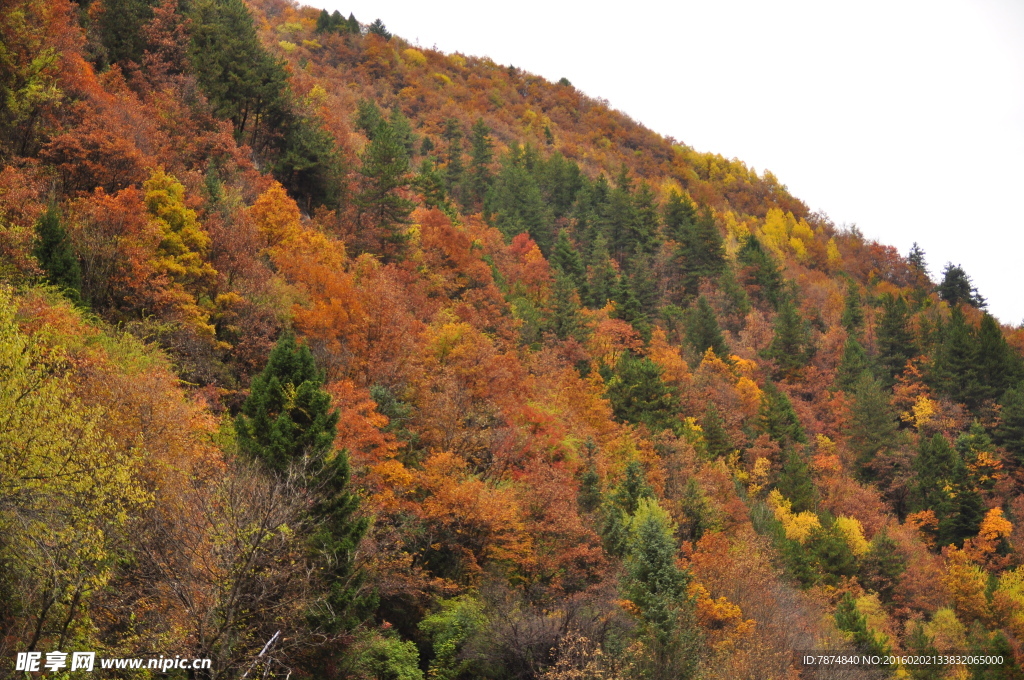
[2,0,1024,678]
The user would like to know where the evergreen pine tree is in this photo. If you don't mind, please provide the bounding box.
[976,313,1023,402]
[777,448,815,513]
[841,281,865,336]
[188,0,289,150]
[315,9,331,33]
[662,189,697,243]
[612,273,651,340]
[237,335,368,632]
[808,521,859,586]
[905,624,944,680]
[834,593,891,657]
[367,18,391,39]
[586,238,618,309]
[600,460,653,557]
[388,108,417,160]
[98,0,155,65]
[626,253,660,316]
[550,229,587,292]
[675,207,725,298]
[466,118,493,209]
[578,459,603,514]
[737,235,784,308]
[700,402,732,459]
[355,99,385,138]
[605,166,638,261]
[547,270,588,342]
[33,205,82,302]
[938,263,986,308]
[623,499,700,680]
[763,297,814,380]
[487,144,553,252]
[347,13,359,33]
[996,384,1024,464]
[685,296,729,359]
[630,181,661,256]
[441,118,464,199]
[848,372,898,474]
[758,381,807,445]
[236,334,338,471]
[930,307,983,409]
[876,294,917,383]
[860,529,906,604]
[356,122,415,257]
[836,337,871,392]
[607,353,681,434]
[908,242,931,290]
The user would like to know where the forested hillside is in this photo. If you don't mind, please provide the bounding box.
[2,0,1024,678]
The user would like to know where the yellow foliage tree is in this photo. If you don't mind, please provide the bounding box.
[0,287,148,651]
[835,516,870,556]
[767,489,820,543]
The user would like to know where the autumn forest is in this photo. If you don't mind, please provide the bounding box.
[2,1,1024,678]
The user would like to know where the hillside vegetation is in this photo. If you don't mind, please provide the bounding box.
[2,0,1024,678]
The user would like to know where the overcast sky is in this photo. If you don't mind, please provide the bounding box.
[305,0,1024,325]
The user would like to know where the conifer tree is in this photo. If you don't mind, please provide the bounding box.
[600,460,653,557]
[834,593,891,657]
[700,402,732,458]
[759,381,806,445]
[550,229,587,292]
[347,13,359,33]
[236,334,338,472]
[848,372,898,475]
[623,499,700,680]
[607,353,681,434]
[630,181,661,256]
[612,273,651,340]
[315,9,331,33]
[836,337,871,392]
[466,118,494,209]
[367,19,391,39]
[757,383,802,446]
[685,296,728,359]
[938,263,986,308]
[841,281,865,336]
[777,448,815,513]
[388,108,417,160]
[355,99,385,138]
[808,522,859,586]
[357,122,415,256]
[237,335,368,631]
[584,238,616,310]
[675,207,725,297]
[188,0,289,150]
[547,270,588,342]
[626,253,660,316]
[441,118,464,200]
[876,294,917,383]
[605,166,638,261]
[763,297,814,379]
[737,235,784,308]
[930,307,982,409]
[98,0,155,65]
[975,313,1023,402]
[578,460,603,514]
[33,205,82,302]
[908,242,931,290]
[860,529,906,604]
[487,144,553,252]
[662,189,697,243]
[995,384,1024,463]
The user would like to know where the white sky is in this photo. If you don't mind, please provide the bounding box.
[304,0,1024,325]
